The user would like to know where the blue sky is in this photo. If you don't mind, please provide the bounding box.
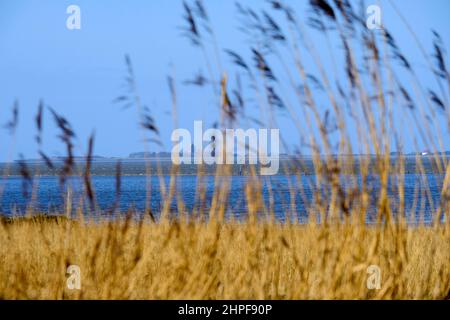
[0,0,449,161]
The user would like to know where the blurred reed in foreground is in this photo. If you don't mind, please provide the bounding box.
[1,0,449,299]
[0,216,449,299]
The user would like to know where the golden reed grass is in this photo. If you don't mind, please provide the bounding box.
[1,1,449,300]
[0,217,448,299]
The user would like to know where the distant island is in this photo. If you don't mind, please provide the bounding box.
[13,150,450,164]
[128,152,172,159]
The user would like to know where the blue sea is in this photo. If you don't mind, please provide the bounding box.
[0,172,445,224]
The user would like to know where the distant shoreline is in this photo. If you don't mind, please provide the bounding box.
[1,156,447,176]
[6,152,450,165]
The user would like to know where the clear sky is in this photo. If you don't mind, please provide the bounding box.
[0,0,449,161]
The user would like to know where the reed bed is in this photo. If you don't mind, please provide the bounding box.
[1,0,449,299]
[0,217,448,299]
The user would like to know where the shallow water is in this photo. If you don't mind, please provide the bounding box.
[0,172,444,224]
